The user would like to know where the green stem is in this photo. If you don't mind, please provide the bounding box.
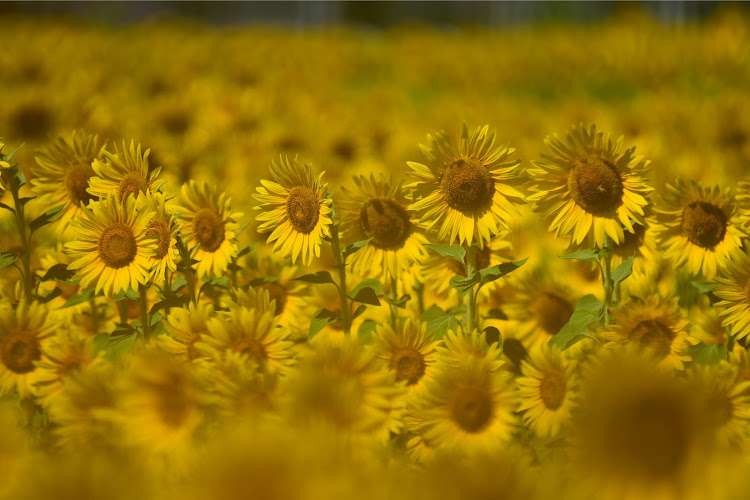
[176,235,197,304]
[413,278,425,317]
[389,274,399,329]
[89,298,99,335]
[601,234,614,327]
[330,226,351,335]
[465,243,478,333]
[10,182,32,303]
[116,300,128,325]
[139,283,152,343]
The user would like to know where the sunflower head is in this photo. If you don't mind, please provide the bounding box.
[715,245,750,340]
[254,155,333,265]
[528,123,652,247]
[371,318,438,388]
[407,123,525,247]
[89,140,164,204]
[136,191,180,283]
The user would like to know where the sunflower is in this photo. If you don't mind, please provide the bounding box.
[254,155,333,265]
[603,295,691,370]
[0,137,10,190]
[177,180,242,278]
[438,329,504,371]
[528,123,652,248]
[371,318,439,389]
[158,302,215,361]
[65,194,157,297]
[0,302,56,398]
[338,173,429,280]
[407,123,525,247]
[654,178,745,279]
[281,334,405,443]
[31,129,106,231]
[32,329,104,409]
[714,246,750,340]
[136,191,179,284]
[88,140,164,203]
[195,289,294,374]
[405,355,517,461]
[689,300,727,347]
[517,345,577,438]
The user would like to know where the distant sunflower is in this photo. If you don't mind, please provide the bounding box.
[438,329,504,371]
[88,140,164,203]
[405,356,517,461]
[517,345,577,437]
[654,178,744,279]
[177,180,242,278]
[137,191,179,284]
[159,302,215,361]
[407,123,525,247]
[254,155,332,265]
[65,194,157,297]
[371,318,439,388]
[714,246,750,340]
[690,362,750,447]
[339,173,428,280]
[528,123,652,248]
[196,289,294,374]
[603,295,691,370]
[0,302,55,398]
[31,130,106,230]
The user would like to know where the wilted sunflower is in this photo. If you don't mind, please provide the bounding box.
[65,194,157,297]
[517,345,577,438]
[603,295,690,370]
[371,318,439,388]
[0,302,56,398]
[713,246,750,340]
[31,130,106,230]
[405,356,517,461]
[528,123,652,248]
[177,180,242,278]
[654,178,744,279]
[136,191,179,284]
[254,155,333,265]
[88,140,164,203]
[159,302,215,361]
[407,123,525,247]
[339,173,428,279]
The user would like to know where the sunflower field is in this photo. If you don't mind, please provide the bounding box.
[3,6,750,499]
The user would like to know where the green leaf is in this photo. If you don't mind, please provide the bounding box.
[484,326,502,346]
[39,263,75,282]
[236,242,259,259]
[425,244,466,264]
[358,319,378,344]
[0,202,15,214]
[687,343,727,365]
[248,276,279,287]
[309,308,339,340]
[691,280,716,294]
[352,304,367,320]
[503,338,528,374]
[60,287,96,309]
[478,258,529,286]
[384,294,411,309]
[559,249,600,264]
[421,305,459,340]
[293,271,336,286]
[203,275,231,288]
[449,273,481,297]
[149,295,189,316]
[106,331,139,361]
[112,288,139,301]
[29,204,65,233]
[171,274,187,292]
[611,255,635,288]
[485,308,508,320]
[349,278,384,306]
[0,252,18,270]
[149,312,162,327]
[548,294,602,350]
[342,238,372,260]
[36,287,62,304]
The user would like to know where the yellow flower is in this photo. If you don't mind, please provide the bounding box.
[88,140,164,203]
[371,318,439,389]
[714,246,750,340]
[517,345,577,437]
[0,302,56,398]
[31,130,106,231]
[65,194,157,297]
[177,180,242,278]
[438,329,504,371]
[136,191,179,284]
[339,173,429,280]
[654,178,745,279]
[603,295,691,370]
[528,123,652,248]
[254,155,333,265]
[158,302,214,361]
[0,137,10,190]
[408,123,525,247]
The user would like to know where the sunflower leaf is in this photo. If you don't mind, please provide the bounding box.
[342,238,372,260]
[687,342,727,365]
[36,287,62,304]
[485,308,508,320]
[309,308,339,340]
[478,258,529,287]
[150,295,189,316]
[449,273,480,297]
[236,242,259,259]
[611,255,635,288]
[559,249,600,264]
[0,252,18,270]
[294,271,336,286]
[39,263,76,283]
[548,294,601,350]
[384,294,411,309]
[358,319,378,344]
[349,286,381,306]
[425,244,466,264]
[0,202,15,214]
[29,203,65,233]
[60,287,96,309]
[421,305,459,340]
